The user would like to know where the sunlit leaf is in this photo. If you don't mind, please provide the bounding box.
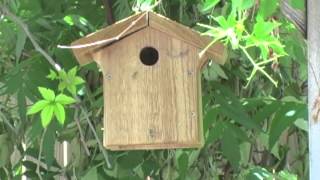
[27,100,50,115]
[41,105,55,128]
[54,103,65,125]
[55,94,76,105]
[38,87,55,101]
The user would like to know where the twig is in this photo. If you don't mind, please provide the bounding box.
[57,11,148,49]
[0,109,16,134]
[0,5,61,71]
[25,155,61,172]
[77,100,111,168]
[3,167,11,180]
[240,46,278,87]
[36,128,47,180]
[74,109,91,156]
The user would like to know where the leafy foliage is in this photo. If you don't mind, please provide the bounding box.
[0,0,308,179]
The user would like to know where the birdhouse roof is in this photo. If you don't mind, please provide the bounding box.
[71,11,227,65]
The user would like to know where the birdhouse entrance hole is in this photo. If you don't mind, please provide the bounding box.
[140,47,159,66]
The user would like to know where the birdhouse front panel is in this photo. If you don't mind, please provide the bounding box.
[70,11,226,150]
[93,27,204,150]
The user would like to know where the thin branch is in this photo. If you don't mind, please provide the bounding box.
[0,5,61,71]
[25,155,61,172]
[240,46,278,87]
[74,109,91,156]
[76,98,111,168]
[36,128,47,180]
[0,109,16,134]
[57,11,148,49]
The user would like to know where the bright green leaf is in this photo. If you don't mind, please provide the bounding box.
[74,77,85,85]
[41,105,55,128]
[47,69,57,80]
[54,103,65,125]
[27,100,50,115]
[38,87,55,101]
[55,94,76,105]
[68,67,77,77]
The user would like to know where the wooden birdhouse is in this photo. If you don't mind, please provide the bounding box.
[70,11,226,150]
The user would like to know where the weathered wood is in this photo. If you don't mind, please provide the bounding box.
[280,0,306,37]
[308,0,320,179]
[148,12,226,65]
[71,12,148,65]
[71,11,227,66]
[93,27,204,150]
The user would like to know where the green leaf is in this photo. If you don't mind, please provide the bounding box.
[15,26,27,61]
[289,0,305,10]
[43,127,56,168]
[55,94,76,105]
[244,167,272,179]
[27,100,50,115]
[206,121,224,145]
[67,67,77,77]
[74,77,85,85]
[54,103,65,125]
[17,90,27,121]
[258,0,279,19]
[41,105,55,128]
[278,170,298,180]
[203,106,219,133]
[221,130,240,169]
[118,151,144,168]
[213,85,260,129]
[67,85,77,95]
[82,167,98,180]
[269,102,306,149]
[46,70,57,80]
[231,0,255,14]
[202,0,220,12]
[177,153,189,179]
[38,87,55,101]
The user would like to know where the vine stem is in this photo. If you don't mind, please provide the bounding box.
[240,46,278,87]
[74,109,91,156]
[77,100,111,168]
[0,5,61,71]
[36,128,47,180]
[1,3,111,169]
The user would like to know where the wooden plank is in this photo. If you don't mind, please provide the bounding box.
[308,0,320,179]
[108,143,202,151]
[71,12,148,65]
[93,27,203,150]
[148,12,227,65]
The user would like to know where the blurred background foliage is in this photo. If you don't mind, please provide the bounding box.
[0,0,307,179]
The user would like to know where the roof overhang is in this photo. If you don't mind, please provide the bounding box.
[70,11,227,66]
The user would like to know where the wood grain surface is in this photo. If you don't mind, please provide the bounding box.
[93,27,204,150]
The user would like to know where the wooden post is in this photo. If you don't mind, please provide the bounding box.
[308,0,320,179]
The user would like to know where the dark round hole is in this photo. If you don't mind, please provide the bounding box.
[139,47,159,66]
